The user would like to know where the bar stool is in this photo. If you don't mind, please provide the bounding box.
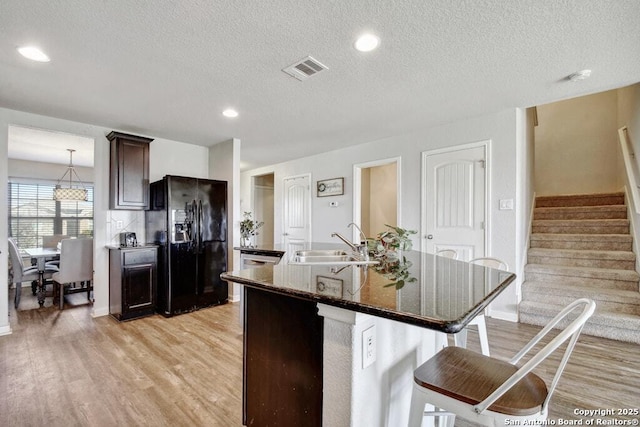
[434,250,499,356]
[408,298,596,427]
[455,257,509,356]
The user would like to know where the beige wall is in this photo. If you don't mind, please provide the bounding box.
[360,168,371,236]
[535,90,620,196]
[360,163,397,238]
[253,173,275,247]
[368,163,397,237]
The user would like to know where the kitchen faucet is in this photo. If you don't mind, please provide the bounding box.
[331,223,369,260]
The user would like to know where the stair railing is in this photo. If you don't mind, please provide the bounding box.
[619,126,640,215]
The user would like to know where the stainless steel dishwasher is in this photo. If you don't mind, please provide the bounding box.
[240,250,283,269]
[238,249,284,326]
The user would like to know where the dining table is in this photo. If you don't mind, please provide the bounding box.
[23,247,60,307]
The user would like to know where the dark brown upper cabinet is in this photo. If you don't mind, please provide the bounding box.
[108,131,153,210]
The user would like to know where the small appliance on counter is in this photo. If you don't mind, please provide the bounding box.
[119,232,138,247]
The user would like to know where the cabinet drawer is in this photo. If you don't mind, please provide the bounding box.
[123,249,156,265]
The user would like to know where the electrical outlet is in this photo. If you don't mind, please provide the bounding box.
[362,325,376,369]
[116,220,124,229]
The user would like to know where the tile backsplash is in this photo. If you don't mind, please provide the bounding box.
[106,211,145,246]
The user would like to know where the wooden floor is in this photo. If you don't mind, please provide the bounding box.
[1,298,639,426]
[1,298,244,426]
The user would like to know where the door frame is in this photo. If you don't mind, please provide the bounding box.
[353,157,402,241]
[282,172,313,245]
[420,140,491,256]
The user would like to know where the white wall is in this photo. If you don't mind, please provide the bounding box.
[0,107,211,333]
[149,138,209,183]
[8,158,94,182]
[209,138,241,300]
[242,108,521,319]
[515,108,536,305]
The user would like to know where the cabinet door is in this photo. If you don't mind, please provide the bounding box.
[244,287,323,426]
[108,132,153,210]
[123,264,154,311]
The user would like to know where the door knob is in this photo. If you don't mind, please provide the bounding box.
[426,234,434,240]
[283,233,289,236]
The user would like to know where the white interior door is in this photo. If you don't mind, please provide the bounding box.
[422,144,487,261]
[283,174,311,254]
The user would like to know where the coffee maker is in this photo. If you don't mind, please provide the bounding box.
[119,232,138,247]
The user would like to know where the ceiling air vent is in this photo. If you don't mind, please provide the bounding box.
[282,56,328,81]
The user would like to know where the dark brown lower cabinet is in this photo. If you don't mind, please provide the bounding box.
[109,247,157,321]
[243,287,323,426]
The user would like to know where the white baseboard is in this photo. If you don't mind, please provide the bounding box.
[489,309,518,322]
[0,324,12,336]
[91,307,109,317]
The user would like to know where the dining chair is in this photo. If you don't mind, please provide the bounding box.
[408,298,596,427]
[42,234,69,249]
[52,238,94,309]
[8,237,57,309]
[453,257,510,356]
[43,234,68,268]
[435,249,458,259]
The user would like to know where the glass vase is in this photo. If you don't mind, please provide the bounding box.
[241,235,253,248]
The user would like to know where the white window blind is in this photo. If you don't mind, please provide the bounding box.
[8,181,94,248]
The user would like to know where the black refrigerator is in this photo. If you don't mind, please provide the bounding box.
[146,175,228,316]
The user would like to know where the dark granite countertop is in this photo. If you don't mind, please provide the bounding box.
[221,245,516,333]
[233,245,285,257]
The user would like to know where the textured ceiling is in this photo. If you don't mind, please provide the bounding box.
[1,0,640,171]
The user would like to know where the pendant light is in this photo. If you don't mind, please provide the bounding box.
[53,149,88,201]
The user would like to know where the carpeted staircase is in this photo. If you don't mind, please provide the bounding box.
[520,192,640,344]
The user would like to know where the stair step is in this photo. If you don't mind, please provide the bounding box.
[531,219,629,234]
[519,300,640,344]
[527,248,636,270]
[535,192,625,208]
[522,281,640,315]
[530,233,632,251]
[533,205,627,220]
[524,264,639,291]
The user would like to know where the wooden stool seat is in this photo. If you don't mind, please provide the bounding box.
[414,346,547,416]
[408,299,596,427]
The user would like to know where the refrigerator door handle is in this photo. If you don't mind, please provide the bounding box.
[192,199,199,252]
[198,199,203,252]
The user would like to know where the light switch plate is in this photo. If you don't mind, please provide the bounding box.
[362,325,376,369]
[499,199,514,210]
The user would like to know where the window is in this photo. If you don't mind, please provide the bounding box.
[8,181,94,248]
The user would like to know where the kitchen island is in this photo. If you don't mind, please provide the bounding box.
[221,247,515,427]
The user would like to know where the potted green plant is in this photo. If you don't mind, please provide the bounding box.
[240,212,264,247]
[367,224,417,257]
[367,224,418,289]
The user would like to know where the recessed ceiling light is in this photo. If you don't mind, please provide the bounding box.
[568,69,592,82]
[222,108,239,118]
[17,46,50,62]
[355,33,380,52]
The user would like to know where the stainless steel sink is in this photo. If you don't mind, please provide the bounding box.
[290,249,378,265]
